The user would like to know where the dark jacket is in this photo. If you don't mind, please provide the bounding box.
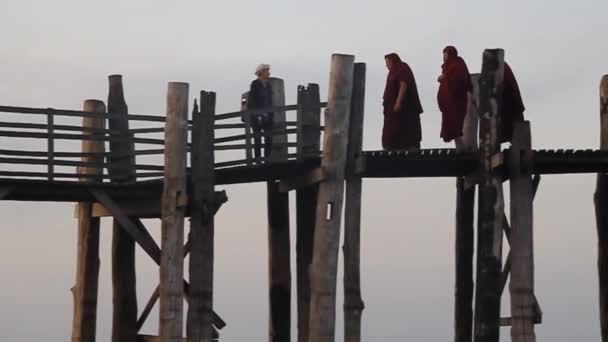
[247,79,273,110]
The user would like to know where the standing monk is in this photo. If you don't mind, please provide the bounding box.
[246,64,274,162]
[501,62,525,143]
[437,46,473,151]
[382,53,424,151]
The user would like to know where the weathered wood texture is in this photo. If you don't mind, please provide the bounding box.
[187,92,217,342]
[474,49,505,342]
[71,100,105,342]
[269,78,288,163]
[267,180,291,342]
[107,75,138,342]
[454,74,479,342]
[308,54,355,342]
[241,92,254,165]
[343,62,366,342]
[160,82,189,342]
[267,78,291,342]
[462,74,480,152]
[295,84,321,342]
[596,75,608,342]
[508,121,535,341]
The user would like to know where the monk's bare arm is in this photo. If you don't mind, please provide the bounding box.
[394,81,407,111]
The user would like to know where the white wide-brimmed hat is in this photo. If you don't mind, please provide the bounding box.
[255,64,270,76]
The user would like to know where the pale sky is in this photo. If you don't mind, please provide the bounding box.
[0,0,607,341]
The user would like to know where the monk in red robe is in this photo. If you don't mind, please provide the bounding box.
[501,62,525,143]
[382,53,424,150]
[437,46,472,150]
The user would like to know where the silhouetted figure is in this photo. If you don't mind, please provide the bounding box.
[382,53,424,151]
[437,46,473,151]
[247,64,274,162]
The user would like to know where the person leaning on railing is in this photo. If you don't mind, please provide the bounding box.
[246,63,274,162]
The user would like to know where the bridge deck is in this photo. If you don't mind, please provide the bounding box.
[0,148,606,203]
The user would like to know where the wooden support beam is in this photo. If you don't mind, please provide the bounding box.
[308,53,355,342]
[85,191,227,218]
[454,74,479,342]
[474,49,506,342]
[107,74,138,342]
[278,167,324,193]
[267,78,291,342]
[595,74,608,342]
[508,121,536,341]
[187,91,217,342]
[160,82,189,342]
[71,99,105,342]
[269,78,288,163]
[90,190,161,263]
[343,62,366,342]
[295,83,321,342]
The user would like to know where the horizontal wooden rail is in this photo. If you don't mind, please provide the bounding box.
[0,105,166,123]
[214,102,327,121]
[214,128,299,144]
[0,121,110,134]
[0,148,110,158]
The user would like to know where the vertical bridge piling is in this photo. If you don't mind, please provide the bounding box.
[308,53,355,342]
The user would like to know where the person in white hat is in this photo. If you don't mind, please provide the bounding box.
[246,64,273,162]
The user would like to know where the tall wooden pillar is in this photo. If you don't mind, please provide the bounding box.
[474,49,505,342]
[509,121,535,342]
[71,100,106,342]
[107,75,137,342]
[296,83,321,342]
[454,73,479,342]
[267,78,291,342]
[308,54,355,342]
[595,75,608,342]
[187,91,217,341]
[343,62,366,342]
[160,82,189,342]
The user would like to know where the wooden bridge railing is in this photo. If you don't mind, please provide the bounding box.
[0,84,326,182]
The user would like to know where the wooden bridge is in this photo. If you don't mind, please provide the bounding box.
[3,50,608,342]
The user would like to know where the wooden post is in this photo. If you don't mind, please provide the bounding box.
[187,91,216,342]
[295,83,321,342]
[269,77,288,162]
[463,74,480,152]
[241,92,254,165]
[308,54,355,342]
[160,82,189,342]
[454,73,479,342]
[474,49,505,342]
[595,75,608,342]
[71,100,105,342]
[107,75,138,342]
[508,121,535,341]
[267,77,291,342]
[343,63,366,342]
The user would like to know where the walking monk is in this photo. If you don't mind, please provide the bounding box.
[437,46,473,151]
[382,53,424,151]
[501,62,525,143]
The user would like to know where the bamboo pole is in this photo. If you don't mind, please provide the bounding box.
[343,63,366,342]
[595,74,608,342]
[295,83,321,342]
[474,49,505,342]
[107,75,138,342]
[160,82,189,342]
[308,54,355,342]
[187,91,216,342]
[454,73,479,342]
[71,99,105,342]
[267,77,291,342]
[508,121,535,341]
